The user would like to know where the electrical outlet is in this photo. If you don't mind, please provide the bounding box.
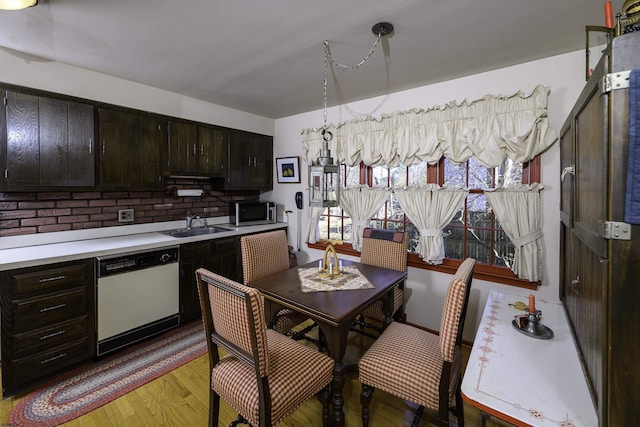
[118,208,134,223]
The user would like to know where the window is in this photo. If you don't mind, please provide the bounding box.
[313,156,540,288]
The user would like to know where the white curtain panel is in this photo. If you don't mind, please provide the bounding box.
[305,206,324,244]
[339,188,391,251]
[301,85,557,168]
[485,183,544,282]
[395,185,469,264]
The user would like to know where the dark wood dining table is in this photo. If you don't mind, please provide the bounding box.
[249,259,407,427]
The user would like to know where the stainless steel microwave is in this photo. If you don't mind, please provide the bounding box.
[230,201,276,226]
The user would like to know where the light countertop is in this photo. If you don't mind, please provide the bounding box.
[0,219,287,270]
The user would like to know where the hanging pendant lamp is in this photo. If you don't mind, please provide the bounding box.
[309,22,393,208]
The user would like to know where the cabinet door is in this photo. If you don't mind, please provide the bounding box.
[179,242,213,324]
[227,130,252,188]
[98,108,122,186]
[99,109,163,188]
[198,126,228,177]
[226,130,273,190]
[564,63,608,415]
[99,108,142,187]
[251,133,273,190]
[67,102,95,186]
[4,92,95,189]
[167,121,198,174]
[140,116,165,188]
[40,98,95,187]
[5,91,39,187]
[210,237,240,282]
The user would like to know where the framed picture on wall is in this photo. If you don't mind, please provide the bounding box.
[276,156,300,183]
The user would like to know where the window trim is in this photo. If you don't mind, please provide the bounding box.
[311,155,543,289]
[308,241,539,290]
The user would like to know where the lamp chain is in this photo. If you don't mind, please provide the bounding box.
[321,29,385,132]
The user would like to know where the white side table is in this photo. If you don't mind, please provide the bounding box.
[461,289,596,426]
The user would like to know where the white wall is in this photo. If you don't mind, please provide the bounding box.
[270,50,586,341]
[0,49,274,136]
[0,46,587,342]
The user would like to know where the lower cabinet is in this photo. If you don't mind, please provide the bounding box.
[179,237,240,324]
[0,259,95,398]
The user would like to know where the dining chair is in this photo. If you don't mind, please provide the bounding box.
[195,268,334,427]
[240,230,319,347]
[358,257,476,427]
[353,228,408,337]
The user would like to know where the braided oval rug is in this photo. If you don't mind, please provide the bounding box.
[9,322,206,427]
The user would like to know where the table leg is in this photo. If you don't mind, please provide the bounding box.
[318,322,350,427]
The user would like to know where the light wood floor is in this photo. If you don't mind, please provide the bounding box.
[0,326,512,426]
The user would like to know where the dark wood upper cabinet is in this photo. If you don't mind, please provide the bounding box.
[225,130,272,191]
[198,126,228,177]
[167,121,228,178]
[1,84,272,192]
[98,108,164,189]
[167,120,198,175]
[1,90,94,190]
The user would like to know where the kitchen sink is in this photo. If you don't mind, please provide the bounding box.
[160,226,230,238]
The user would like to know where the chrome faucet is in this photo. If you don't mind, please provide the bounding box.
[191,216,207,228]
[186,212,208,229]
[185,212,194,229]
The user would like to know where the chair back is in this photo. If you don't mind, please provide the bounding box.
[438,258,476,362]
[241,230,290,284]
[196,268,269,378]
[360,228,408,272]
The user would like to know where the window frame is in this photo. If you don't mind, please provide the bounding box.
[309,156,541,290]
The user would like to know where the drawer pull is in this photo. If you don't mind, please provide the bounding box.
[571,276,580,295]
[39,275,66,283]
[40,330,66,340]
[40,303,67,313]
[40,353,67,364]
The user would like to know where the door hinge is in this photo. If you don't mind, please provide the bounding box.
[600,70,631,94]
[600,221,631,240]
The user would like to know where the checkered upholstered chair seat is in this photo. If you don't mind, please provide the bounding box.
[241,230,315,344]
[196,268,334,427]
[358,258,476,427]
[354,228,408,337]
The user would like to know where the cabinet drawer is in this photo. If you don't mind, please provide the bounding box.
[12,288,87,333]
[211,237,237,252]
[9,337,89,391]
[12,316,88,357]
[10,263,89,296]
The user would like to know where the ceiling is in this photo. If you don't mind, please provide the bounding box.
[0,0,624,119]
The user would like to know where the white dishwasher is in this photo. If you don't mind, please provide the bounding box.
[96,247,180,356]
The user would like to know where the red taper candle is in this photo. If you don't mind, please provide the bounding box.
[605,1,614,29]
[528,294,536,313]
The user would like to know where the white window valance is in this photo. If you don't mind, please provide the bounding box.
[302,85,558,168]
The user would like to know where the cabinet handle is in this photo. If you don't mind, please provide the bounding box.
[571,276,580,295]
[40,330,66,340]
[253,157,257,167]
[39,275,65,283]
[39,303,66,313]
[200,145,204,156]
[193,143,197,156]
[561,165,575,182]
[102,140,106,155]
[248,156,251,167]
[41,353,67,365]
[89,137,92,154]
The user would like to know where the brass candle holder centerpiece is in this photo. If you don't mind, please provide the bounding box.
[317,239,344,278]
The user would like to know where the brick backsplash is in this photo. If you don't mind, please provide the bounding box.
[0,179,259,237]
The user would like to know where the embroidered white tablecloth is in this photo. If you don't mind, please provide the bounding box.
[298,266,374,293]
